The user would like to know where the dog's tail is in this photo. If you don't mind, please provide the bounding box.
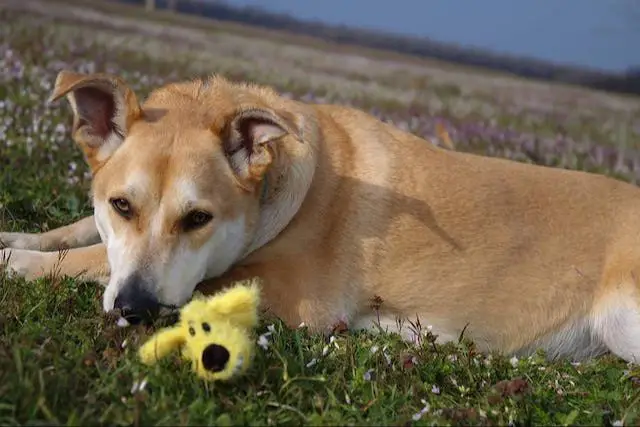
[436,122,455,150]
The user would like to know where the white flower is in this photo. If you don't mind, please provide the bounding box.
[612,420,624,427]
[458,385,470,395]
[329,335,340,349]
[257,325,276,350]
[130,378,148,394]
[384,352,392,365]
[381,344,392,365]
[322,343,332,356]
[510,356,519,367]
[363,369,375,381]
[431,385,440,394]
[257,334,271,350]
[297,322,306,328]
[412,399,430,421]
[306,358,318,368]
[370,345,379,354]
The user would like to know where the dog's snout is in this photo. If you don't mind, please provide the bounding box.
[113,275,159,325]
[202,344,230,372]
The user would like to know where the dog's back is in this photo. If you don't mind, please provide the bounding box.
[229,101,640,361]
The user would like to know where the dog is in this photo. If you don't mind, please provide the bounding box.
[2,69,640,364]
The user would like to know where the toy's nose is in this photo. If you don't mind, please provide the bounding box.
[113,275,159,325]
[202,344,230,372]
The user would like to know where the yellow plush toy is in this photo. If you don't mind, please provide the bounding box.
[138,281,261,382]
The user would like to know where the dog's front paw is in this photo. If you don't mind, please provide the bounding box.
[0,232,42,250]
[0,248,50,280]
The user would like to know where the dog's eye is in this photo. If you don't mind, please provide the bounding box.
[110,198,133,219]
[202,322,211,332]
[182,210,213,231]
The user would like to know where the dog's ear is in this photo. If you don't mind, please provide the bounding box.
[48,70,142,171]
[223,107,301,188]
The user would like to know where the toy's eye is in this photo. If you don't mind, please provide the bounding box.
[202,322,211,332]
[188,327,196,336]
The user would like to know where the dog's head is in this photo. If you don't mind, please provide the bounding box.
[48,71,304,322]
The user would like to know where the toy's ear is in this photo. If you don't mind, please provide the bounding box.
[139,327,185,365]
[206,281,261,329]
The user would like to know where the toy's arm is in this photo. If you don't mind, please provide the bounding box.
[138,327,185,365]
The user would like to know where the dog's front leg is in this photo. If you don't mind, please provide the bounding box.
[0,215,101,251]
[0,243,109,285]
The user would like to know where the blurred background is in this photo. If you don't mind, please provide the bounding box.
[137,0,640,95]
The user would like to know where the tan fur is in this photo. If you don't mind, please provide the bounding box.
[4,70,640,362]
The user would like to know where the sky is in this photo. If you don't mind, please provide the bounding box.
[224,0,639,73]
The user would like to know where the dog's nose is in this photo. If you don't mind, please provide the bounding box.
[202,344,230,372]
[113,277,159,325]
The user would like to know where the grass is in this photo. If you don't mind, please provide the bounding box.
[3,276,639,426]
[1,0,640,425]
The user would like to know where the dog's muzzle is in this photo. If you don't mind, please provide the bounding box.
[113,274,160,325]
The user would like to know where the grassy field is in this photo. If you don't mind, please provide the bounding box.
[1,0,640,425]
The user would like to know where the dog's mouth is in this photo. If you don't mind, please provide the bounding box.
[115,304,180,328]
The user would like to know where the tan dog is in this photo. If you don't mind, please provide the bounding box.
[2,70,640,363]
